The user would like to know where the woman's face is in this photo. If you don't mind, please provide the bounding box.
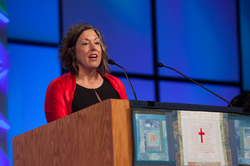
[75,29,102,73]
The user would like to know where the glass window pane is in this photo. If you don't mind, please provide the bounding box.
[118,77,155,101]
[156,0,239,82]
[6,0,60,44]
[7,43,60,131]
[159,81,240,107]
[239,0,250,92]
[7,43,60,165]
[62,0,153,75]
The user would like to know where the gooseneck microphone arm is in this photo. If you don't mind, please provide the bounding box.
[108,59,137,100]
[156,62,233,107]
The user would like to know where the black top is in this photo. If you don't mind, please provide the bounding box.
[71,78,121,113]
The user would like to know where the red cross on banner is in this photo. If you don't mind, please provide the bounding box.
[198,128,205,143]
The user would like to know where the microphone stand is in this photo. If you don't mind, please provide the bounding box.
[156,62,233,107]
[108,59,137,100]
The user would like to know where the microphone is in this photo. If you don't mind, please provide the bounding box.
[156,62,233,107]
[108,59,137,100]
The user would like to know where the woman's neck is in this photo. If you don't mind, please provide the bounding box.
[76,69,103,89]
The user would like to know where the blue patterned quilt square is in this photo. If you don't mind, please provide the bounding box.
[133,112,169,162]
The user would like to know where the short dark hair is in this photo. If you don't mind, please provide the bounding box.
[58,22,109,76]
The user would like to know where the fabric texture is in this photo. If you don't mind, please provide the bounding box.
[44,71,127,123]
[71,78,120,113]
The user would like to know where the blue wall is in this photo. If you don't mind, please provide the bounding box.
[6,0,250,165]
[62,0,154,75]
[7,44,60,165]
[7,0,59,44]
[157,0,239,82]
[240,0,250,91]
[0,0,10,165]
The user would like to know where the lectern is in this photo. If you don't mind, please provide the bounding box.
[13,99,133,166]
[13,99,248,166]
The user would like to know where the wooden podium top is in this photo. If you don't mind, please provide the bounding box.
[13,99,132,166]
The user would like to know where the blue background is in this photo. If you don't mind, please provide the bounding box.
[5,0,250,165]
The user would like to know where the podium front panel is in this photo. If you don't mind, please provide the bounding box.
[130,100,247,166]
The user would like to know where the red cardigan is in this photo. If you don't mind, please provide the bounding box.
[44,72,127,123]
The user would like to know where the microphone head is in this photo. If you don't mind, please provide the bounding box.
[108,59,115,65]
[156,62,164,67]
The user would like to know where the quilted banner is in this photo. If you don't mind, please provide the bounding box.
[132,109,176,165]
[130,100,245,166]
[228,114,250,165]
[174,111,232,166]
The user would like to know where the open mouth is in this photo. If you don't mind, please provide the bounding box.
[89,54,97,60]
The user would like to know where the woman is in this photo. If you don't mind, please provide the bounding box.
[45,23,127,123]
